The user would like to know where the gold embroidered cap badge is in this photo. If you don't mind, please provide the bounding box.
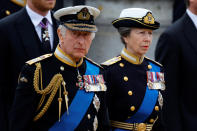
[77,7,91,20]
[143,12,155,24]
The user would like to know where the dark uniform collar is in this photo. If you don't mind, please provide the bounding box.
[120,48,144,65]
[54,44,83,67]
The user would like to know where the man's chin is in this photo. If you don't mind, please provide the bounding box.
[43,3,56,10]
[74,54,85,61]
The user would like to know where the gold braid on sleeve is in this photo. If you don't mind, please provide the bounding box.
[33,62,64,121]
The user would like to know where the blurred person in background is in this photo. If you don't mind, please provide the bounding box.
[0,0,58,130]
[172,0,186,22]
[155,0,197,130]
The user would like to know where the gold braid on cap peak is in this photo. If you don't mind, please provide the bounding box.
[33,63,66,121]
[64,23,96,32]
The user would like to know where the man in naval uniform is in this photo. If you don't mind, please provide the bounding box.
[102,8,165,131]
[9,5,109,131]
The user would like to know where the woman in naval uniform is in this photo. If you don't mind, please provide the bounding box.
[102,8,165,131]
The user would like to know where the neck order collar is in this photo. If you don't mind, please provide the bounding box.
[120,48,144,64]
[54,45,83,67]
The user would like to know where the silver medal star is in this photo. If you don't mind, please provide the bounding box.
[158,91,163,109]
[93,116,98,131]
[93,94,100,112]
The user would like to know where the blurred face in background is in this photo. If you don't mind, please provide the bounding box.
[27,0,56,16]
[124,28,153,57]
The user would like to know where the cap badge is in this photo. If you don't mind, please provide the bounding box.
[77,7,91,20]
[143,12,155,24]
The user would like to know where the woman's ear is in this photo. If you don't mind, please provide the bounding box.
[123,36,128,45]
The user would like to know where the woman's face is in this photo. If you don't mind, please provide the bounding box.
[124,28,153,57]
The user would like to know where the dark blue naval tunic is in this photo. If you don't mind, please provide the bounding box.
[102,48,165,131]
[9,46,110,131]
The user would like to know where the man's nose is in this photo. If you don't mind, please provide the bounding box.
[77,35,85,44]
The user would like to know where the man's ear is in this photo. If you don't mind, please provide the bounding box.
[57,28,63,41]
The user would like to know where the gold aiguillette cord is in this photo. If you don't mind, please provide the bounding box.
[58,86,62,122]
[62,81,69,115]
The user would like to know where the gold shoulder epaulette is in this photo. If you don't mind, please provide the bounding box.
[84,57,103,69]
[26,54,52,65]
[11,0,26,7]
[101,56,121,66]
[145,56,163,67]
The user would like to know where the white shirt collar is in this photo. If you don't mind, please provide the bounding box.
[26,4,53,28]
[186,9,197,29]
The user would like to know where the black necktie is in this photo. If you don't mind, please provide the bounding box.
[40,18,51,52]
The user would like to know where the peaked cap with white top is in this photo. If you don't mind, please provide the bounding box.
[112,8,160,30]
[54,5,100,32]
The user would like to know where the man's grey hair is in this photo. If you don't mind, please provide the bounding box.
[117,27,132,46]
[58,25,96,40]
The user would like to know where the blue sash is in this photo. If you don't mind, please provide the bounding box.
[49,60,99,131]
[115,62,160,131]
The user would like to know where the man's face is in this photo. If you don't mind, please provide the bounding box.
[124,28,153,57]
[58,28,93,61]
[29,0,56,12]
